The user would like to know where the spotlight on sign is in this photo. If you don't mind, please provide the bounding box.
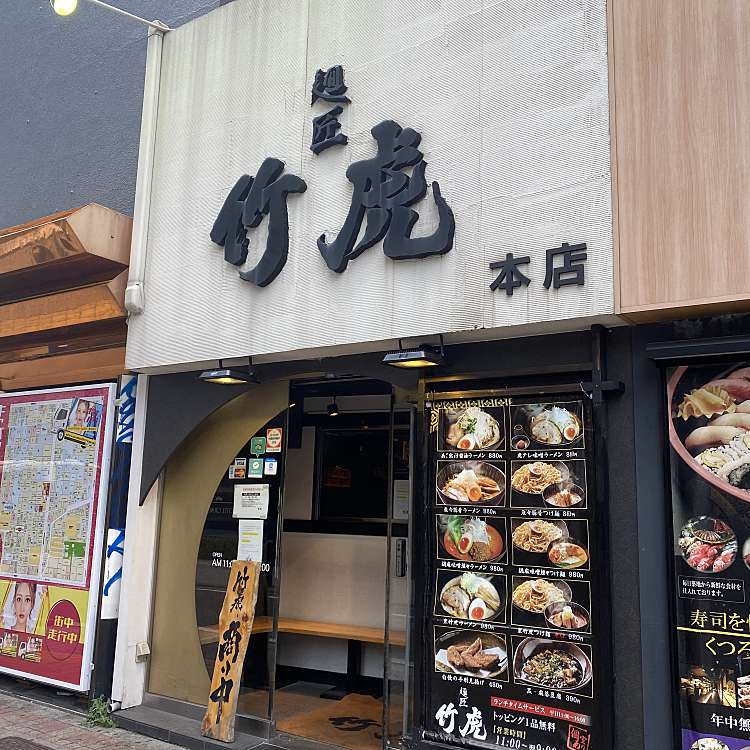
[199,359,258,385]
[382,345,445,369]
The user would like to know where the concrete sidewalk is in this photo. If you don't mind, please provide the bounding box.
[0,691,183,750]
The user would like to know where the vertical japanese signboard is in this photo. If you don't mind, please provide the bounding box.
[668,364,750,749]
[202,561,261,743]
[425,394,605,750]
[0,384,115,691]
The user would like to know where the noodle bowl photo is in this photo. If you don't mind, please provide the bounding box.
[443,407,503,451]
[438,573,503,621]
[512,462,565,494]
[511,578,571,614]
[513,638,593,695]
[511,402,584,448]
[511,520,568,553]
[438,515,506,563]
[509,461,579,508]
[437,461,506,506]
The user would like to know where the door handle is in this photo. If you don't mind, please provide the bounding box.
[394,538,407,578]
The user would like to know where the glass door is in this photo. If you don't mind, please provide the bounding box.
[383,399,416,749]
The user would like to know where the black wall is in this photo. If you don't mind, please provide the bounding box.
[134,325,688,749]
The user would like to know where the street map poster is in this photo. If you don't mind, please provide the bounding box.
[425,394,605,750]
[668,364,750,749]
[0,384,115,691]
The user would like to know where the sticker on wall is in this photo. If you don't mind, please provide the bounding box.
[228,458,247,479]
[393,479,410,520]
[266,428,283,453]
[264,458,278,476]
[233,484,269,519]
[248,459,264,479]
[250,437,266,456]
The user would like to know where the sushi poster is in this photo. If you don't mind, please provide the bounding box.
[668,364,750,746]
[425,393,608,750]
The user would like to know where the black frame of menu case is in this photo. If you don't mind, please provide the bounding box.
[659,363,685,750]
[414,383,615,750]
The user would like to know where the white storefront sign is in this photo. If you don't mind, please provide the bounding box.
[125,0,615,372]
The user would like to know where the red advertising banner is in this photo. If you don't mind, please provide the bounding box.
[0,384,115,691]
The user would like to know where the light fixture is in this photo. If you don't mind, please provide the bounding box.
[327,397,339,417]
[199,359,257,385]
[51,0,77,16]
[382,338,446,369]
[50,0,171,31]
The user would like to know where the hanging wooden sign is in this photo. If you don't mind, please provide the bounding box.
[201,560,261,743]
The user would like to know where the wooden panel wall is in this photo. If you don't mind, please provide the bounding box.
[612,0,750,321]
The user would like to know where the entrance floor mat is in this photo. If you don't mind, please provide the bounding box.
[276,693,391,750]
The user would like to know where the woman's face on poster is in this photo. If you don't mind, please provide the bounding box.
[14,583,34,630]
[73,400,89,426]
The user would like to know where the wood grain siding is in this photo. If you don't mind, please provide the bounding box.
[612,0,750,320]
[0,204,131,390]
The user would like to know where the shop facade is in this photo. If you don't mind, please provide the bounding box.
[0,205,137,699]
[111,1,750,750]
[0,0,237,705]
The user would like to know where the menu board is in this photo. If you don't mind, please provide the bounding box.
[668,364,750,749]
[424,395,604,750]
[0,384,115,691]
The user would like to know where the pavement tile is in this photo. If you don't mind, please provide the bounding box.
[0,691,185,750]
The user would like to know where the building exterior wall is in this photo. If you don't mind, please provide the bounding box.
[611,0,750,321]
[125,0,616,371]
[0,0,230,701]
[0,0,227,230]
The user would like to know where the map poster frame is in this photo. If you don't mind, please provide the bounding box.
[0,383,116,691]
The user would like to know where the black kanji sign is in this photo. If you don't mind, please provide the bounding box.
[318,119,455,272]
[210,158,306,287]
[311,65,350,104]
[489,253,531,296]
[488,242,588,295]
[311,105,348,154]
[544,241,587,289]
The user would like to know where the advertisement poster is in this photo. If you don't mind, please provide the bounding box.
[0,384,115,691]
[668,364,750,749]
[425,395,603,750]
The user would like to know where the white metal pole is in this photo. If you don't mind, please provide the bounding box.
[83,0,170,31]
[125,25,164,315]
